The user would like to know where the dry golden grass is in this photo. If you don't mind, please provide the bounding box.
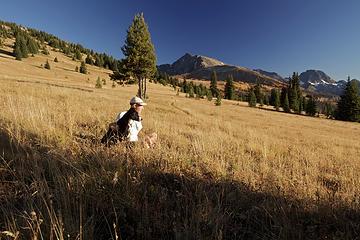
[1,43,360,239]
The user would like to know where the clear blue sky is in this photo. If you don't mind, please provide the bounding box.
[1,0,359,80]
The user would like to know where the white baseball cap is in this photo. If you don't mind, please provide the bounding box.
[130,96,147,106]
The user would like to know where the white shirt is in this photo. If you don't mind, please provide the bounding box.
[116,111,143,142]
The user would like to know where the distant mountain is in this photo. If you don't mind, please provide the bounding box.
[299,70,336,87]
[158,53,285,87]
[299,70,352,96]
[253,69,285,82]
[157,53,225,75]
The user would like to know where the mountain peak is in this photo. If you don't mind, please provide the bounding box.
[300,70,336,85]
[158,53,225,75]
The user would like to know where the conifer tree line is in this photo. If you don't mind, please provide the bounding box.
[13,31,39,60]
[0,20,120,70]
[155,71,210,99]
[153,70,244,101]
[246,73,320,117]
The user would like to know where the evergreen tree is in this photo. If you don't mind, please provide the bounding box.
[280,87,288,107]
[198,83,205,98]
[182,79,189,93]
[248,90,257,107]
[264,95,269,105]
[215,94,222,106]
[224,75,235,100]
[335,77,360,122]
[291,90,300,113]
[283,93,291,113]
[95,77,102,88]
[299,96,303,113]
[19,35,28,58]
[44,60,51,70]
[306,96,317,116]
[188,82,195,98]
[13,42,23,60]
[210,70,219,97]
[194,84,200,96]
[324,103,334,118]
[75,66,79,72]
[85,54,93,65]
[302,96,307,112]
[122,13,156,99]
[270,88,277,106]
[63,47,71,55]
[75,49,82,60]
[274,89,280,111]
[259,95,264,107]
[288,72,302,113]
[206,90,213,101]
[26,37,39,55]
[254,81,262,103]
[54,57,58,62]
[95,55,104,67]
[79,61,87,74]
[13,34,28,60]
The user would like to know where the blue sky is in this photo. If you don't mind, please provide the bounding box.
[1,0,360,80]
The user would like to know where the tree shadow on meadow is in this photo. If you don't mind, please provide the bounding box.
[0,126,359,240]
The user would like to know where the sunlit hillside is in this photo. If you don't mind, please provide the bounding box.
[1,39,360,239]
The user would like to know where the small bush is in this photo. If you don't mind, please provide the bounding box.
[79,61,87,74]
[215,95,222,106]
[44,60,51,70]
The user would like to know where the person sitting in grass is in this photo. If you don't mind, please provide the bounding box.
[101,96,157,148]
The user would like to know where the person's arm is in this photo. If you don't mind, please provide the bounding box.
[128,120,143,142]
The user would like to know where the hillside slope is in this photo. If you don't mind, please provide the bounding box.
[0,38,112,88]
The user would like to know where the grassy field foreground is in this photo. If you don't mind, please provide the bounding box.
[1,72,360,239]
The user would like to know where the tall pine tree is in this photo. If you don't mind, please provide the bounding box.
[336,77,360,122]
[254,81,263,104]
[306,96,317,116]
[288,72,301,113]
[248,90,257,107]
[122,13,156,99]
[74,49,82,60]
[224,75,235,100]
[210,70,219,97]
[270,89,280,110]
[283,93,290,113]
[270,88,277,106]
[13,34,28,60]
[85,54,93,65]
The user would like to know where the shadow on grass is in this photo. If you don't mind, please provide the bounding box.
[0,126,359,240]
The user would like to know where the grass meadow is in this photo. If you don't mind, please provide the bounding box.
[1,45,360,239]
